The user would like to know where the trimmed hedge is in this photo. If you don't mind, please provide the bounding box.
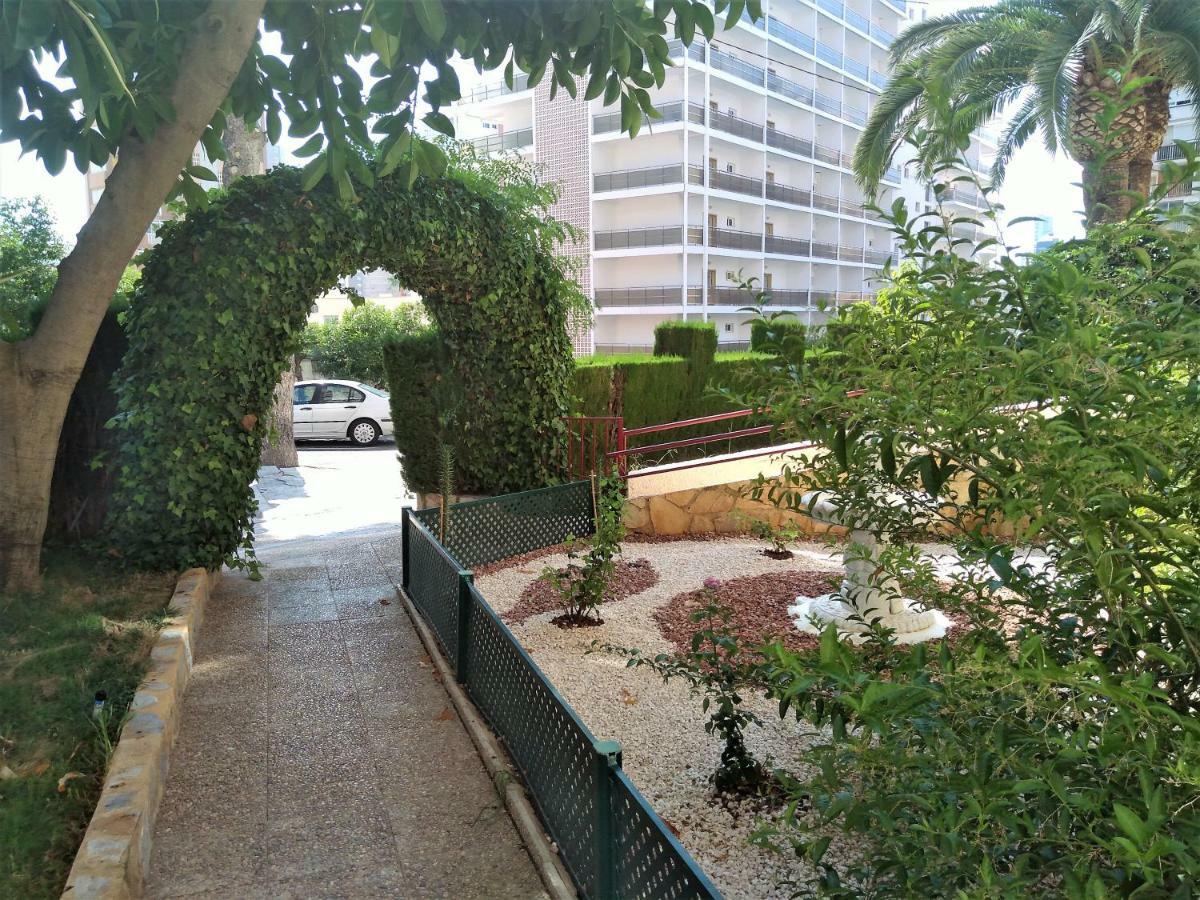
[654,320,717,368]
[572,345,774,464]
[382,331,442,494]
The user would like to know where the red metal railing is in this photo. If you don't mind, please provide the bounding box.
[566,389,868,480]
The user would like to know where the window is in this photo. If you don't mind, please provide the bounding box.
[293,384,317,404]
[357,383,388,398]
[766,170,776,183]
[725,216,735,227]
[764,272,773,289]
[726,163,735,173]
[709,99,718,112]
[319,384,366,403]
[709,156,718,170]
[708,212,718,228]
[708,269,717,287]
[725,323,733,332]
[765,222,774,236]
[766,119,776,131]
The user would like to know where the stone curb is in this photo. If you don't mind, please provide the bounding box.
[398,589,577,900]
[61,567,220,900]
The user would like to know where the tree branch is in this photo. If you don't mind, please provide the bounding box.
[25,0,267,377]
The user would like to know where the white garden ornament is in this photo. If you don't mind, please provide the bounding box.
[789,491,951,644]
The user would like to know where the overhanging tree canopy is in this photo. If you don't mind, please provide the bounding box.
[1,0,757,591]
[108,161,577,571]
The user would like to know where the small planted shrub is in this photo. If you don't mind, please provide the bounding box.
[745,517,801,560]
[540,474,627,626]
[597,578,772,795]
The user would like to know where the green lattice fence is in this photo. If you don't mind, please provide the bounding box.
[402,482,721,900]
[412,480,594,569]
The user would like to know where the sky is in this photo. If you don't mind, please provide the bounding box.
[0,0,1086,252]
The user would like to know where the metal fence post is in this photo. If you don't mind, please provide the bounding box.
[401,507,411,592]
[455,570,474,684]
[593,739,623,899]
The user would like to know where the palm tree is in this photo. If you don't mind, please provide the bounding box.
[854,0,1200,225]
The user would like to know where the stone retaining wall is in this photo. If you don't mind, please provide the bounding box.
[62,567,218,900]
[624,477,841,537]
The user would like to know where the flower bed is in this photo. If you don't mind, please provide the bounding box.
[475,535,852,899]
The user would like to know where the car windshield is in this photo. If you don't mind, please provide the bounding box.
[358,383,389,398]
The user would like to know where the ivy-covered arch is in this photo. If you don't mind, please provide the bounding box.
[108,164,575,571]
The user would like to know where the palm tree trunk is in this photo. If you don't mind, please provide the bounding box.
[1085,157,1132,226]
[1128,156,1155,201]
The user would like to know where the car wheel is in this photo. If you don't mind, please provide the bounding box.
[349,419,380,446]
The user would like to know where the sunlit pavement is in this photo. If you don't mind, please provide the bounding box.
[252,440,415,549]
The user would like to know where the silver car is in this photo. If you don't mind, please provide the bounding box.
[293,380,394,446]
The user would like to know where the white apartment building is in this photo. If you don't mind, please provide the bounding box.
[1155,89,1198,210]
[455,0,993,354]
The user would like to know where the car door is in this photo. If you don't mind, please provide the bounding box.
[292,383,317,436]
[312,383,363,438]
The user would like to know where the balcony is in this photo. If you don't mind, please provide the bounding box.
[763,288,812,306]
[839,197,865,217]
[812,241,839,259]
[471,127,533,153]
[696,165,765,198]
[765,234,811,256]
[870,69,888,89]
[1156,144,1187,161]
[709,45,765,86]
[708,107,765,142]
[709,227,763,251]
[594,286,692,307]
[592,99,697,135]
[594,226,684,250]
[767,18,815,54]
[844,58,868,81]
[767,70,816,106]
[870,22,895,44]
[766,127,814,158]
[865,249,891,266]
[941,185,986,206]
[815,41,842,68]
[594,165,684,192]
[812,191,840,213]
[464,72,530,103]
[766,181,812,207]
[708,286,758,305]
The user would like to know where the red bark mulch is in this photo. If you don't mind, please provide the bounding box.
[504,558,659,625]
[654,570,840,655]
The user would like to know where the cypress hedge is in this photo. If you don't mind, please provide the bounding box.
[654,320,717,367]
[382,331,444,494]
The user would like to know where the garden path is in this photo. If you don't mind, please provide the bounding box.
[144,523,548,897]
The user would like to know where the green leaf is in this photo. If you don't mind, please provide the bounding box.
[301,153,328,191]
[423,111,455,137]
[413,0,447,41]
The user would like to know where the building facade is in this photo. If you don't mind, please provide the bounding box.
[1155,89,1198,210]
[455,0,993,354]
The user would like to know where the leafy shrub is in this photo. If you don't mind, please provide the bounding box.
[301,301,426,386]
[744,517,800,559]
[540,474,626,623]
[598,580,772,794]
[749,317,806,357]
[0,196,64,340]
[734,177,1200,893]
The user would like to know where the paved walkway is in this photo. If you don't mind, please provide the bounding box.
[145,529,549,897]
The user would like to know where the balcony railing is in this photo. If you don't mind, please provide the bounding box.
[709,45,765,86]
[767,70,816,106]
[707,286,757,305]
[709,227,763,251]
[815,41,842,68]
[765,235,811,256]
[764,288,812,306]
[768,18,815,54]
[844,58,868,80]
[766,181,812,206]
[941,185,986,206]
[465,72,530,102]
[704,167,765,197]
[708,106,765,142]
[865,249,891,266]
[812,241,839,259]
[812,191,840,212]
[592,99,695,134]
[594,286,691,307]
[594,165,684,192]
[471,127,533,153]
[870,69,888,89]
[594,226,683,250]
[1156,144,1187,161]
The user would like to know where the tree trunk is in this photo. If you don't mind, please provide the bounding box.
[0,0,266,593]
[1085,156,1133,227]
[219,115,267,187]
[1128,156,1155,202]
[260,366,298,468]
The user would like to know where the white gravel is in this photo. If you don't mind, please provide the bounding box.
[476,536,851,899]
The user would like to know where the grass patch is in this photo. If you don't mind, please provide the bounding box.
[0,550,175,898]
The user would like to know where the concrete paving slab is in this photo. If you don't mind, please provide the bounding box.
[145,489,549,898]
